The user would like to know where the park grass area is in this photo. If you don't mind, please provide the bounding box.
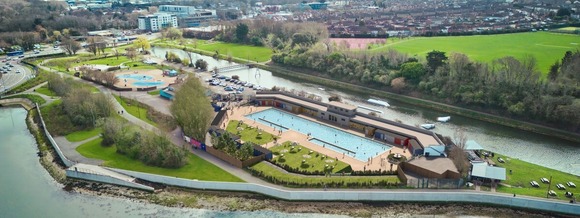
[147,90,160,95]
[226,120,274,145]
[492,152,579,200]
[198,42,272,62]
[65,127,102,142]
[113,95,156,126]
[3,93,46,105]
[249,161,400,188]
[372,32,580,74]
[155,39,272,62]
[35,85,57,96]
[124,61,159,70]
[270,142,352,174]
[76,138,243,182]
[82,56,131,66]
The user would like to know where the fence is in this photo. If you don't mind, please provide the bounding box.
[205,146,265,168]
[35,103,75,167]
[407,178,464,189]
[107,168,580,216]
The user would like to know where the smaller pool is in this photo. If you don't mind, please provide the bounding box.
[133,81,164,87]
[117,74,153,81]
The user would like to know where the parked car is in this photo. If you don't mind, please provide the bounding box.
[224,86,234,91]
[16,70,21,74]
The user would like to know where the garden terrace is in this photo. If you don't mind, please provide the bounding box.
[269,142,352,175]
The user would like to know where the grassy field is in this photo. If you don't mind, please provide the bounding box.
[155,39,273,62]
[114,95,156,126]
[372,32,580,74]
[270,142,351,174]
[249,161,400,188]
[492,152,579,200]
[83,56,131,66]
[65,127,102,142]
[76,138,243,182]
[226,120,275,145]
[34,85,57,97]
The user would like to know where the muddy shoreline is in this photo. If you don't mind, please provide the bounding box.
[26,110,570,218]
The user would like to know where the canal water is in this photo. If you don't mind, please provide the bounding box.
[0,107,348,218]
[152,47,580,176]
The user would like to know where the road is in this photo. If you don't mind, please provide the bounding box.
[0,47,64,93]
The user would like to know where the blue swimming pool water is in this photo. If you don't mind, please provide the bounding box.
[132,81,164,87]
[246,108,391,161]
[117,74,153,81]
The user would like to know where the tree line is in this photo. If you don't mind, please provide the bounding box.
[270,41,580,132]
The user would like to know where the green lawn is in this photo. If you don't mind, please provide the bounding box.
[226,120,274,145]
[155,39,272,62]
[65,128,102,142]
[76,138,243,182]
[270,142,351,174]
[83,56,131,66]
[492,152,579,200]
[114,95,156,126]
[34,85,57,97]
[147,90,160,95]
[249,161,400,188]
[198,42,272,62]
[124,61,159,70]
[372,32,580,74]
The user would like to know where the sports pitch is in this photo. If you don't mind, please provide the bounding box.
[373,32,580,74]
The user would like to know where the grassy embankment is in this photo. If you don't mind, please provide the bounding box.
[113,95,156,126]
[153,39,273,62]
[40,100,103,141]
[269,142,352,174]
[34,85,57,96]
[76,138,243,182]
[491,152,579,200]
[371,32,580,74]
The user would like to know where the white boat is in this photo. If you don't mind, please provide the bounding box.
[437,116,451,122]
[367,98,390,107]
[420,124,435,130]
[318,87,325,91]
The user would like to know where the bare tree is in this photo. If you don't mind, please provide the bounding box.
[391,77,406,93]
[453,127,467,149]
[125,47,138,61]
[60,38,81,55]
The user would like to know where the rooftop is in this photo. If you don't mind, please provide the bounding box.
[351,115,441,147]
[406,156,459,175]
[327,100,357,111]
[471,162,506,180]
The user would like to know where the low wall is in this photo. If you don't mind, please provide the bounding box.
[0,98,35,110]
[66,169,154,192]
[35,103,75,167]
[136,86,156,91]
[108,168,580,216]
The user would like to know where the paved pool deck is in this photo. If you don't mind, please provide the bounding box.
[223,105,411,172]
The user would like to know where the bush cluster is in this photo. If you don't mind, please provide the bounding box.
[101,118,187,168]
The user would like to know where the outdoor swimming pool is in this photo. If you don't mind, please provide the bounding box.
[246,108,391,162]
[133,81,164,87]
[117,74,153,81]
